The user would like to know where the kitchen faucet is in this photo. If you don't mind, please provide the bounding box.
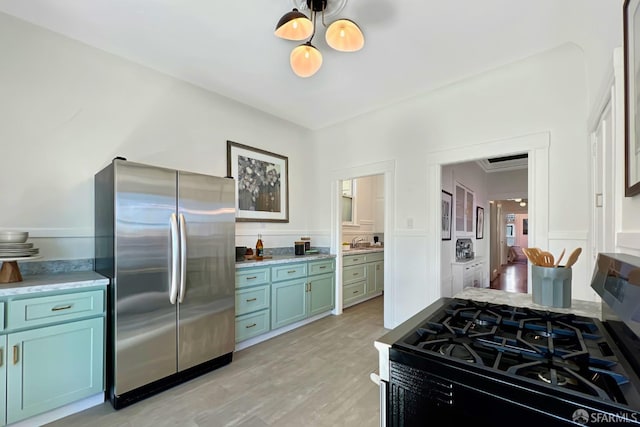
[351,237,365,248]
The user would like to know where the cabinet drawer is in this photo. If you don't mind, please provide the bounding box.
[235,310,270,342]
[365,252,384,263]
[7,290,104,330]
[235,267,270,289]
[343,265,366,285]
[343,281,366,303]
[271,263,307,282]
[235,285,270,316]
[308,259,334,276]
[343,255,367,266]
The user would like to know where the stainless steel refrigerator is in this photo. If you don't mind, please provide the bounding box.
[95,158,235,409]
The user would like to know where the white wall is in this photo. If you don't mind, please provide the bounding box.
[0,13,314,259]
[311,43,591,327]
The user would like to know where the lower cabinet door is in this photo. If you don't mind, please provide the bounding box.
[0,335,6,427]
[271,278,307,330]
[235,310,270,342]
[6,317,104,425]
[374,261,384,293]
[308,273,335,317]
[343,280,366,306]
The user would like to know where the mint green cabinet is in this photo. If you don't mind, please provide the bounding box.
[0,335,6,427]
[234,266,271,343]
[271,260,335,329]
[6,317,104,424]
[0,287,106,426]
[236,257,336,341]
[308,273,335,316]
[271,278,308,329]
[343,251,384,307]
[374,261,384,293]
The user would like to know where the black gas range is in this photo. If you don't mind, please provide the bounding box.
[379,253,640,426]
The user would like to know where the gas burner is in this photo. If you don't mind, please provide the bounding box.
[537,370,577,386]
[438,343,476,363]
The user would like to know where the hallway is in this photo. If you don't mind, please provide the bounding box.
[490,261,528,293]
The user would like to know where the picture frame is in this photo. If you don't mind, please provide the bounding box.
[624,0,640,197]
[227,140,289,222]
[441,190,453,240]
[475,206,484,240]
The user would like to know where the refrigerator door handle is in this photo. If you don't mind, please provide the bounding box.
[169,213,180,304]
[178,213,187,303]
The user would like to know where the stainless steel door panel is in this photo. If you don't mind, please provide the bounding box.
[177,172,235,371]
[114,161,178,394]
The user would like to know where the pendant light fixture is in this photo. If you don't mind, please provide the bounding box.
[275,0,364,78]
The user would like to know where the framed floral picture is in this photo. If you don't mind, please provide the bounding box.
[227,141,289,222]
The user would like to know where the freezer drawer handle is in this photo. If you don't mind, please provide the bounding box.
[246,298,257,302]
[178,213,187,303]
[169,213,180,304]
[51,304,73,311]
[245,323,257,329]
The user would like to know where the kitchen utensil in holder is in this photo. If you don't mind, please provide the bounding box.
[532,264,572,308]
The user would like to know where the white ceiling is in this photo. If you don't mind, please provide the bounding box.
[0,0,616,130]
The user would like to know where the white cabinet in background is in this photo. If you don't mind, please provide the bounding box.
[451,258,485,296]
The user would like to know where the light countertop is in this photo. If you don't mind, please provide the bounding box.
[342,247,384,255]
[236,253,336,269]
[0,271,109,297]
[454,287,601,319]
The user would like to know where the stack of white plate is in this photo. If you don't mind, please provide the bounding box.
[0,231,39,259]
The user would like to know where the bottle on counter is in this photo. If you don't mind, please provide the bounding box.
[256,234,264,260]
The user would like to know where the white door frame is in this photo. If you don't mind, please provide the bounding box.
[426,132,550,302]
[330,160,396,327]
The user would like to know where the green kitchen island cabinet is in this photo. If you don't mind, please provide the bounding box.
[0,271,107,426]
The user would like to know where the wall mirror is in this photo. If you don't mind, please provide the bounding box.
[624,0,640,196]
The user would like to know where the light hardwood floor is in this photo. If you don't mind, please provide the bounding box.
[46,296,387,427]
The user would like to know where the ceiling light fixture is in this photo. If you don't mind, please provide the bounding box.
[275,0,364,78]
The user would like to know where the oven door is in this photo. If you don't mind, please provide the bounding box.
[388,349,640,427]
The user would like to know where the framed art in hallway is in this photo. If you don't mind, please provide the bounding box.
[476,206,484,239]
[227,140,289,222]
[441,190,452,240]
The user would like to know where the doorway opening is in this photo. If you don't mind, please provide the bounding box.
[427,132,549,305]
[441,157,528,297]
[331,160,395,328]
[489,199,529,293]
